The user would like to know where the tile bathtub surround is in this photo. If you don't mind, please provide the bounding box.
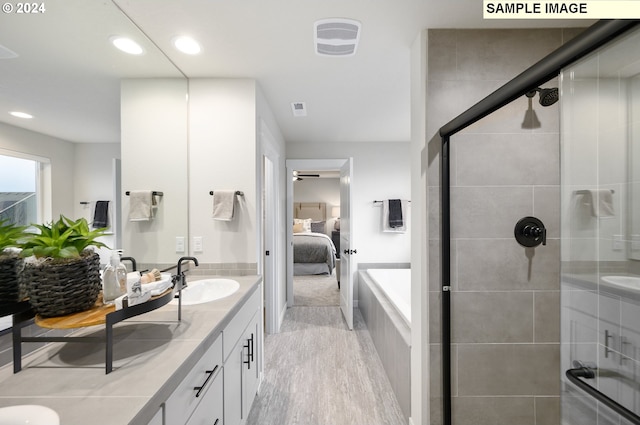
[425,27,575,425]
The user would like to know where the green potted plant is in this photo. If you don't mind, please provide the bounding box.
[20,215,110,317]
[0,218,27,305]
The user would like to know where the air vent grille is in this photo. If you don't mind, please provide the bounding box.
[317,43,356,56]
[291,102,307,117]
[314,18,361,57]
[316,22,359,41]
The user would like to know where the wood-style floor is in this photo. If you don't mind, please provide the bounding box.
[246,306,407,425]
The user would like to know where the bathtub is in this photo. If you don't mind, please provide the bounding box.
[358,268,411,423]
[364,268,411,326]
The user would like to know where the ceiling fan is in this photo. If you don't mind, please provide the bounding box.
[293,171,320,181]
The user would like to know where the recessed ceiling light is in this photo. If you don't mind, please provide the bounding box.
[110,36,144,55]
[173,36,201,55]
[10,111,33,119]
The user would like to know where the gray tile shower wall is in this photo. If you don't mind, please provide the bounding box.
[425,27,584,425]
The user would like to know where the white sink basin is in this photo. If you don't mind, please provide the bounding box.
[171,278,240,305]
[601,275,640,291]
[0,404,60,425]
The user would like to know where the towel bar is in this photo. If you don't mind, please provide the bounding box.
[125,191,163,197]
[575,189,614,195]
[373,200,411,203]
[210,191,244,196]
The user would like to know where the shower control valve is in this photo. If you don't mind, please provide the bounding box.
[514,216,547,247]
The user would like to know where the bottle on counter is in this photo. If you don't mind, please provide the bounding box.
[103,250,127,304]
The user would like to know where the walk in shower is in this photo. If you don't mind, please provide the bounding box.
[427,20,640,425]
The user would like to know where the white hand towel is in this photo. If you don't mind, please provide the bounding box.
[129,191,153,221]
[586,189,615,218]
[382,199,409,233]
[212,190,236,221]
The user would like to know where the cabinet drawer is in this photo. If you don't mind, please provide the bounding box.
[166,333,223,425]
[223,287,260,361]
[185,371,223,425]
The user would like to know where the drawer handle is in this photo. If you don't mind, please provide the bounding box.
[194,364,219,398]
[214,419,219,425]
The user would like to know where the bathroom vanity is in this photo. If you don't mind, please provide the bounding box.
[0,275,262,425]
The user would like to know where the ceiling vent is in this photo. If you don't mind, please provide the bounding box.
[0,43,18,59]
[291,102,307,117]
[314,18,361,57]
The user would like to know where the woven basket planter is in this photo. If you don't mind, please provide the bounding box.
[0,252,24,304]
[22,251,101,317]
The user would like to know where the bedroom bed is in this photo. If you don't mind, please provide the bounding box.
[293,202,336,275]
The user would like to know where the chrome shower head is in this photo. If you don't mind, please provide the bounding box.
[525,87,559,106]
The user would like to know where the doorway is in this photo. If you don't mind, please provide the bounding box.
[291,171,340,307]
[286,158,354,329]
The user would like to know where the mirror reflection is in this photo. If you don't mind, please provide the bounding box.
[0,0,187,266]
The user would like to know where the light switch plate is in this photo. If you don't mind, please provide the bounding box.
[194,236,203,253]
[176,236,185,253]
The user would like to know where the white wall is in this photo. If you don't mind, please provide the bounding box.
[188,79,257,265]
[0,122,75,220]
[120,79,189,265]
[410,29,428,425]
[287,142,411,266]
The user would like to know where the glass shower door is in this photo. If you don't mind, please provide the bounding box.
[561,25,640,425]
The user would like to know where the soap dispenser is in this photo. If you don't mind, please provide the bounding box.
[103,250,126,304]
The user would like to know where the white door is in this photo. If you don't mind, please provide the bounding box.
[263,154,277,333]
[339,158,354,330]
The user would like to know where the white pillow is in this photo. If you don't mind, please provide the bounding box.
[294,218,312,232]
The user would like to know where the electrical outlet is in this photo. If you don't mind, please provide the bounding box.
[194,236,203,253]
[176,236,185,253]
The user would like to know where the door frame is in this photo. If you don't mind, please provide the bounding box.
[285,158,351,308]
[259,121,281,335]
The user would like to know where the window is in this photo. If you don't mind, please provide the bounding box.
[0,153,42,226]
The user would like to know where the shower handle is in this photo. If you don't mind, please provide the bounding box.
[514,216,547,247]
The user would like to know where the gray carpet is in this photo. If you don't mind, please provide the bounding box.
[293,273,339,306]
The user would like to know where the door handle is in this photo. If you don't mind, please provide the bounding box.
[249,333,254,363]
[243,341,251,369]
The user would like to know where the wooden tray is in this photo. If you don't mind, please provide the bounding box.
[35,288,172,329]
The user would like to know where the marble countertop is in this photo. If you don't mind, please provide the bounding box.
[0,274,262,425]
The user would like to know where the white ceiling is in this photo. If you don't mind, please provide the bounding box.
[0,0,592,145]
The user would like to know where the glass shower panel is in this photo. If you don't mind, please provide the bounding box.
[561,26,640,425]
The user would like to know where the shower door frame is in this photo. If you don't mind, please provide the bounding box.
[435,19,640,425]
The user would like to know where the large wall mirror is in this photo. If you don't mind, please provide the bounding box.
[0,0,188,266]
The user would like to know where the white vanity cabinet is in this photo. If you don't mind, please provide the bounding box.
[165,334,223,425]
[224,288,261,425]
[146,283,262,425]
[185,370,224,425]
